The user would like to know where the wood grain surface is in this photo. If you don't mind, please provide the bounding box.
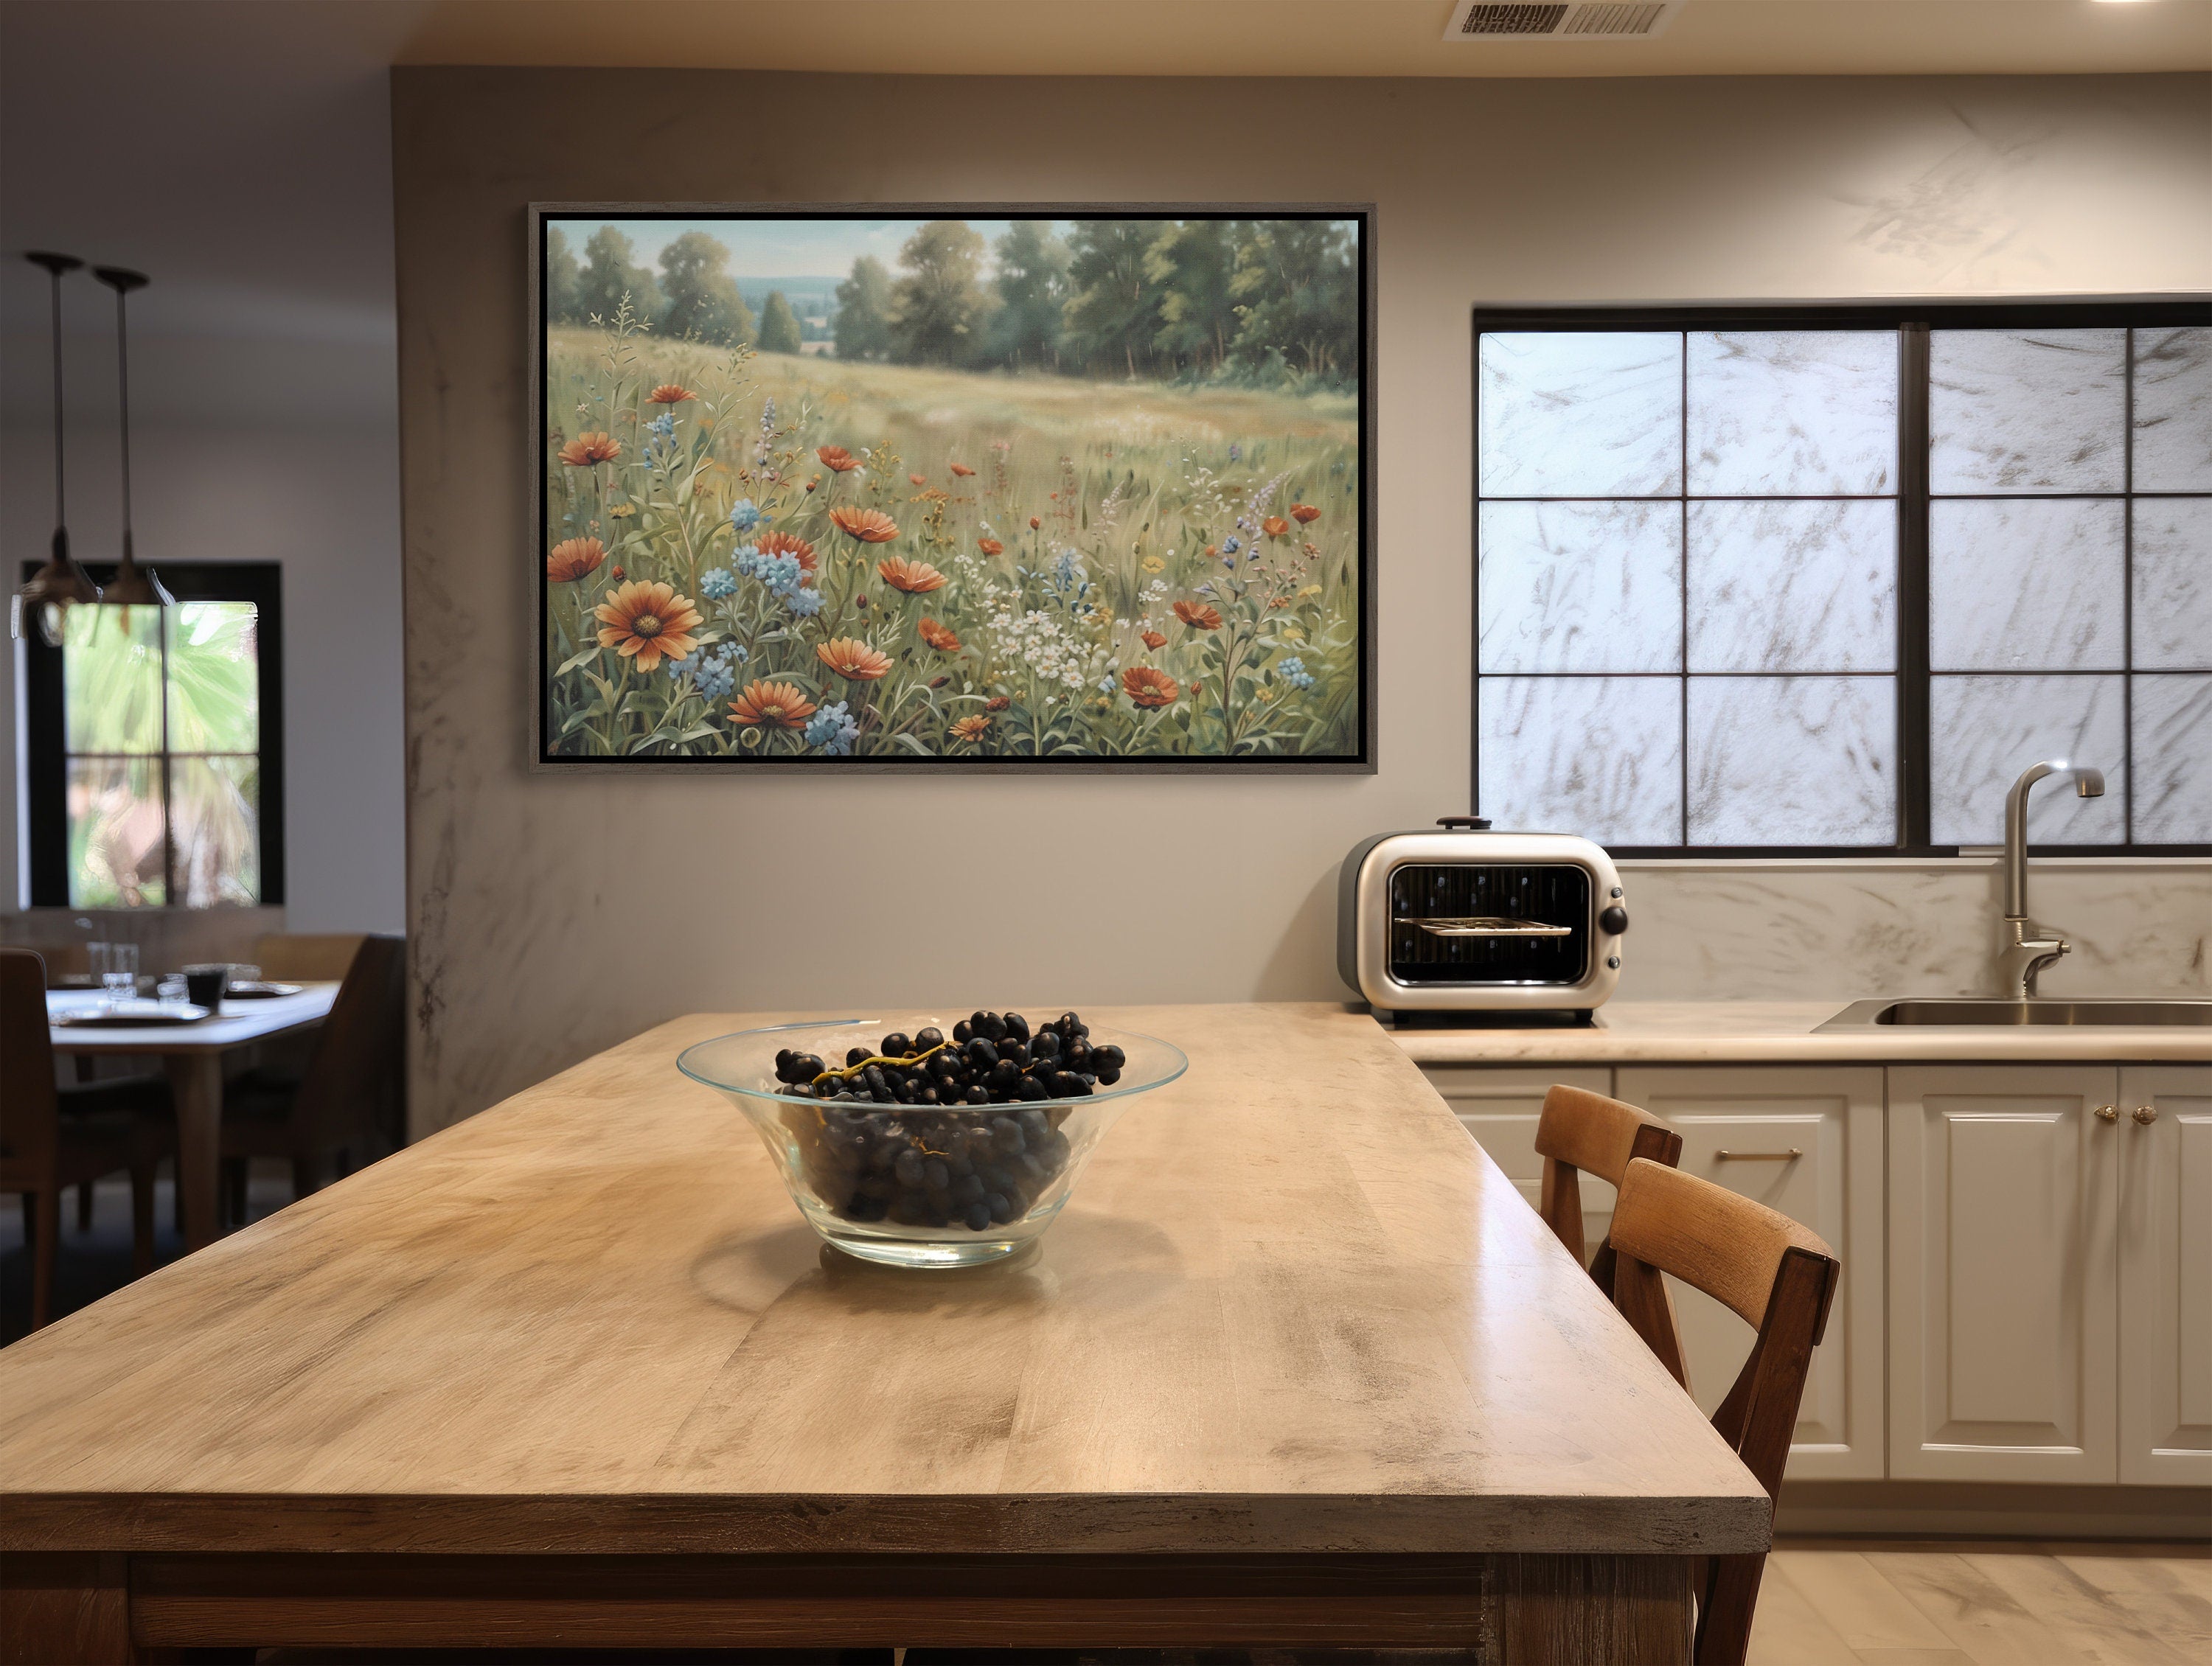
[0,1003,1768,1560]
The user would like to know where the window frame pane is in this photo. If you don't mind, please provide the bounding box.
[1472,299,2211,857]
[21,561,285,907]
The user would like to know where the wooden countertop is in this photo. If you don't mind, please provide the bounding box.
[0,1003,1769,1560]
[1388,1000,2212,1065]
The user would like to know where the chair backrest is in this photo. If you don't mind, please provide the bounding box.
[1610,1157,1839,1490]
[1533,1084,1683,1283]
[0,948,61,1173]
[293,935,407,1151]
[254,933,369,983]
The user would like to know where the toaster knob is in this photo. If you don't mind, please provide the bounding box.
[1599,905,1630,935]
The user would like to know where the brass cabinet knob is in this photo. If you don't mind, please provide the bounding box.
[2133,1104,2160,1126]
[2095,1104,2118,1123]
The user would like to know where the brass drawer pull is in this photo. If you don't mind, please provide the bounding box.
[2133,1104,2159,1126]
[1717,1149,1802,1161]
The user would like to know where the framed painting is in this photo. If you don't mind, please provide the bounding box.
[530,203,1374,770]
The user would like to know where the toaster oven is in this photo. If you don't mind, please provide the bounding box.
[1337,818,1627,1022]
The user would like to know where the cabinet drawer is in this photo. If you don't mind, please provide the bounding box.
[1419,1066,1615,1225]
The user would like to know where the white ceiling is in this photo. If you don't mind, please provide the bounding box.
[1,0,2205,417]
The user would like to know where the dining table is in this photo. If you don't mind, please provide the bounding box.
[0,1002,1770,1663]
[44,983,339,1253]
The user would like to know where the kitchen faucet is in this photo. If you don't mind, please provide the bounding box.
[1997,759,2104,1000]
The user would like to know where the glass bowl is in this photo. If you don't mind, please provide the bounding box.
[678,1017,1187,1269]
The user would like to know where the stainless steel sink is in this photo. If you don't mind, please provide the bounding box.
[1819,998,2212,1030]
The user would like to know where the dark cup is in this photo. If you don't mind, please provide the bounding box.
[183,963,230,1010]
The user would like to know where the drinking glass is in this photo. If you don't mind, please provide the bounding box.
[100,943,139,1000]
[157,975,191,1009]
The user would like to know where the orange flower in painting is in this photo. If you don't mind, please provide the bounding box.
[816,445,860,473]
[949,714,992,743]
[755,530,818,582]
[909,473,928,486]
[830,506,899,544]
[984,695,1010,712]
[546,537,607,583]
[804,475,821,493]
[918,618,962,653]
[1122,666,1180,708]
[593,579,703,673]
[817,637,893,681]
[976,537,1004,557]
[1262,515,1291,538]
[728,679,816,728]
[1189,680,1204,697]
[1028,515,1041,530]
[877,555,946,593]
[1140,629,1166,651]
[646,384,696,405]
[1173,600,1223,630]
[611,565,625,582]
[1291,503,1321,524]
[557,431,621,467]
[949,462,975,477]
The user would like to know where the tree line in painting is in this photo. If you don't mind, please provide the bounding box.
[544,219,1359,389]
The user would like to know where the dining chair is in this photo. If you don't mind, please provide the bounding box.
[1533,1083,1683,1294]
[219,934,406,1223]
[1607,1156,1841,1666]
[251,932,368,983]
[0,948,175,1329]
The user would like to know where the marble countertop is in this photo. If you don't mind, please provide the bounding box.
[1387,1001,2211,1065]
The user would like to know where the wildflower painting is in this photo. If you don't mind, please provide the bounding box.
[533,206,1371,767]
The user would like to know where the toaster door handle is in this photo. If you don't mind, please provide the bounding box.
[1400,916,1576,938]
[1436,816,1492,831]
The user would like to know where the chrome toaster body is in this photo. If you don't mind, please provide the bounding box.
[1337,823,1626,1020]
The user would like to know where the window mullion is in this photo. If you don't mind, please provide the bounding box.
[1897,324,1933,851]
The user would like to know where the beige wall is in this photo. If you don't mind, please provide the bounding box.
[393,68,2211,1135]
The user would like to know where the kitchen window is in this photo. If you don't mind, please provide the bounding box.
[1473,303,2210,856]
[20,562,285,907]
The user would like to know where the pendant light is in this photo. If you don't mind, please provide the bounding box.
[91,265,171,611]
[11,251,100,645]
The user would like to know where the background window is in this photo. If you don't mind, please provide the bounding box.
[1475,307,2209,855]
[22,563,284,907]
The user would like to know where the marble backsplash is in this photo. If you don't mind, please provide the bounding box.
[1614,860,2210,1003]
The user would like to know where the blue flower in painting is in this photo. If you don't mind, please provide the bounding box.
[1221,537,1242,556]
[1228,443,1241,461]
[1278,655,1315,691]
[670,641,744,703]
[805,700,859,756]
[784,585,824,618]
[728,498,769,533]
[700,568,737,600]
[1051,548,1086,593]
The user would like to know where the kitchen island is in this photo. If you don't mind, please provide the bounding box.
[0,1003,1767,1662]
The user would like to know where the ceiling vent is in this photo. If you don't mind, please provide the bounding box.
[1443,2,1683,40]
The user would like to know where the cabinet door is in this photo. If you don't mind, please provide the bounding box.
[1888,1065,2118,1482]
[2118,1064,2212,1486]
[1419,1067,1616,1250]
[1615,1067,1885,1480]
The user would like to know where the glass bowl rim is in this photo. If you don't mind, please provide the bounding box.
[676,1016,1189,1111]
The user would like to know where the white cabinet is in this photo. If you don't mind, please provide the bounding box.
[1420,1065,1616,1237]
[1888,1065,2119,1483]
[1615,1067,1885,1480]
[2118,1064,2212,1486]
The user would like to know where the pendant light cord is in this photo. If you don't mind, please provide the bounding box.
[113,284,132,542]
[49,266,66,527]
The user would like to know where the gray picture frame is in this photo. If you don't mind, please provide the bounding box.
[526,201,1377,774]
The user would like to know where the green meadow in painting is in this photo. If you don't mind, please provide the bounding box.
[538,212,1366,763]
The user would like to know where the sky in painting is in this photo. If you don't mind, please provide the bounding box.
[553,217,1023,279]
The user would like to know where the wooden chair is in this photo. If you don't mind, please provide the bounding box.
[1608,1157,1842,1666]
[1534,1083,1683,1294]
[0,948,175,1329]
[220,935,405,1223]
[252,932,368,983]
